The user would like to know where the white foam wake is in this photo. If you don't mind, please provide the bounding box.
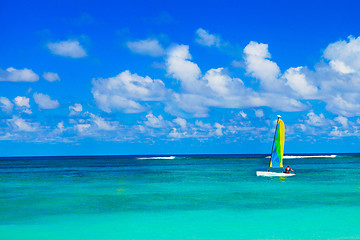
[266,155,337,159]
[283,155,337,159]
[137,156,176,160]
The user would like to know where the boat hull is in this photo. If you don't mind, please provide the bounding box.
[256,171,295,177]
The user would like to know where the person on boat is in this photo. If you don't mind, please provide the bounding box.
[283,166,294,174]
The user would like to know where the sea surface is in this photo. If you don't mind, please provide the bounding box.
[1,154,360,240]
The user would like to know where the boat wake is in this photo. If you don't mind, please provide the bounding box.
[266,155,337,159]
[137,156,176,160]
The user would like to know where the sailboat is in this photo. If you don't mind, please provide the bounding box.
[256,115,295,177]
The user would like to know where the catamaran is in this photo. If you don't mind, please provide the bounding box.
[256,115,295,177]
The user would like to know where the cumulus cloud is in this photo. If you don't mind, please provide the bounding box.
[173,117,187,129]
[324,36,360,74]
[283,67,318,98]
[195,28,221,47]
[127,39,165,57]
[47,40,87,58]
[14,96,30,108]
[166,46,245,102]
[14,96,32,114]
[0,67,39,82]
[335,116,348,128]
[329,60,355,74]
[33,93,60,109]
[43,72,60,82]
[168,128,186,138]
[165,93,214,118]
[144,112,170,128]
[89,113,117,131]
[75,123,91,134]
[204,68,237,95]
[0,97,13,113]
[92,70,168,113]
[306,35,360,117]
[305,112,328,127]
[55,121,65,134]
[164,44,307,117]
[65,111,122,138]
[7,116,38,132]
[329,126,348,137]
[325,95,360,117]
[6,34,360,142]
[214,122,225,136]
[243,41,282,91]
[166,44,202,93]
[168,118,249,139]
[69,103,83,115]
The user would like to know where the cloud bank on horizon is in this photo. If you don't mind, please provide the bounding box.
[1,1,360,154]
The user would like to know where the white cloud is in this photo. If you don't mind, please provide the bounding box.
[283,67,318,98]
[238,111,247,118]
[168,128,186,138]
[335,116,349,128]
[329,126,352,137]
[325,95,360,117]
[173,117,187,129]
[69,103,83,115]
[214,122,225,136]
[244,41,282,91]
[144,112,170,128]
[56,121,65,134]
[13,96,32,114]
[305,36,360,117]
[167,118,257,140]
[166,44,203,93]
[43,72,60,82]
[75,123,91,134]
[7,116,38,132]
[0,67,39,82]
[195,120,212,129]
[164,44,307,117]
[127,39,165,57]
[89,113,117,131]
[329,60,355,74]
[324,36,360,74]
[0,133,17,140]
[47,40,87,58]
[305,111,328,127]
[195,28,221,47]
[0,97,13,113]
[165,93,213,118]
[203,68,233,95]
[92,70,168,113]
[33,93,60,109]
[254,109,264,118]
[14,96,30,108]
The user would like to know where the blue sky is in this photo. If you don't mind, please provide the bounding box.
[1,0,360,156]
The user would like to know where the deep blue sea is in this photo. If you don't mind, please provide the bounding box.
[1,154,360,239]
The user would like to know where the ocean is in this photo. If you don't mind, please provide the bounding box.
[1,154,360,239]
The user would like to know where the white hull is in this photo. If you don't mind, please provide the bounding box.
[256,171,295,177]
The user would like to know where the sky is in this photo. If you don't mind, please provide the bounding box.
[1,0,360,156]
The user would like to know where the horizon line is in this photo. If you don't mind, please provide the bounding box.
[0,152,358,158]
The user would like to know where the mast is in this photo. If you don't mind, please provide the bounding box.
[268,115,281,171]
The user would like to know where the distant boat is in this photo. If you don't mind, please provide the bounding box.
[256,115,295,177]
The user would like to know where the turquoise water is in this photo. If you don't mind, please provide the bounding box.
[1,154,360,239]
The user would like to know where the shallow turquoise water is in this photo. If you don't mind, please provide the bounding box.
[1,154,360,239]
